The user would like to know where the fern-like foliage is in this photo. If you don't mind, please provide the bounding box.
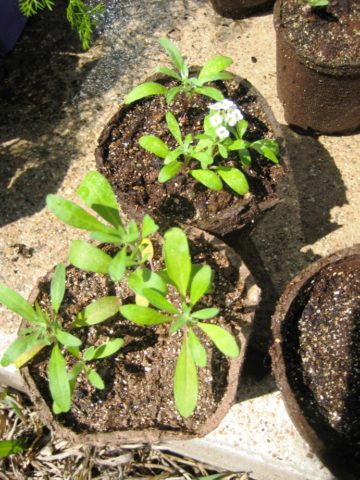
[67,0,105,50]
[19,0,55,17]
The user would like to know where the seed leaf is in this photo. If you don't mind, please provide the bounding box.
[120,304,172,326]
[1,333,44,367]
[190,265,212,307]
[190,169,223,191]
[124,82,167,104]
[69,240,112,274]
[48,344,71,413]
[50,263,66,315]
[197,323,239,358]
[174,334,198,418]
[217,167,249,195]
[139,135,170,159]
[75,296,120,327]
[86,368,104,389]
[163,228,191,297]
[188,328,207,367]
[0,284,38,324]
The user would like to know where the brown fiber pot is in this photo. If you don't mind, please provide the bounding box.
[21,227,260,447]
[209,0,274,19]
[271,245,360,479]
[274,0,360,135]
[96,71,286,236]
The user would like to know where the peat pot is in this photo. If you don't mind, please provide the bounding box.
[96,71,286,236]
[22,228,260,446]
[0,0,27,55]
[274,0,360,135]
[271,245,360,479]
[209,0,275,19]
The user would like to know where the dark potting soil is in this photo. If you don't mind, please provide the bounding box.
[27,235,245,434]
[282,256,360,461]
[280,0,360,69]
[96,78,283,233]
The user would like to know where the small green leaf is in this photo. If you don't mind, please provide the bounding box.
[198,55,233,81]
[217,167,249,195]
[251,139,279,164]
[120,304,172,326]
[48,344,71,413]
[75,296,120,327]
[228,139,248,151]
[158,161,183,182]
[169,316,186,334]
[190,265,212,307]
[0,439,25,457]
[0,284,38,324]
[55,330,82,347]
[190,169,223,191]
[1,334,44,367]
[174,334,198,418]
[188,328,207,367]
[77,171,123,229]
[108,247,128,283]
[124,82,167,104]
[197,71,233,85]
[139,135,170,159]
[69,240,112,274]
[69,361,84,393]
[50,263,66,315]
[238,148,252,167]
[166,112,182,144]
[159,37,187,78]
[141,214,158,238]
[156,65,181,80]
[197,323,240,358]
[194,86,224,101]
[163,228,191,297]
[192,308,220,320]
[125,219,139,243]
[89,338,124,360]
[90,230,123,244]
[165,86,182,104]
[127,268,167,297]
[164,147,182,165]
[142,288,179,314]
[86,368,104,389]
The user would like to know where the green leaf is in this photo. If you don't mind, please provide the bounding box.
[188,328,207,367]
[142,288,179,314]
[164,147,182,165]
[159,37,188,78]
[228,139,248,151]
[191,151,214,169]
[88,338,124,360]
[55,329,82,347]
[48,344,71,413]
[139,135,170,159]
[77,171,123,229]
[190,169,223,191]
[166,112,182,144]
[236,119,249,139]
[127,268,167,297]
[68,361,84,393]
[218,144,228,158]
[50,263,66,315]
[1,333,44,367]
[192,308,220,320]
[163,228,191,297]
[86,368,104,389]
[217,167,249,195]
[0,439,25,457]
[169,315,186,334]
[69,240,112,274]
[125,219,139,243]
[124,82,167,104]
[158,161,183,183]
[120,304,172,326]
[165,86,182,104]
[251,139,279,164]
[46,194,113,235]
[194,86,224,101]
[75,296,120,327]
[238,148,252,167]
[90,230,123,244]
[197,71,233,85]
[174,334,198,418]
[108,247,128,283]
[0,284,38,324]
[190,265,212,307]
[198,55,233,81]
[197,323,240,358]
[141,214,158,238]
[155,65,181,80]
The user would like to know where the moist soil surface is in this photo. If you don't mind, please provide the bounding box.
[279,0,360,69]
[26,234,245,435]
[282,255,360,466]
[96,77,284,234]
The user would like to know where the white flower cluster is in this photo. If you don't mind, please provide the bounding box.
[209,99,243,140]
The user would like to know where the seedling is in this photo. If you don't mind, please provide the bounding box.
[124,37,233,105]
[139,100,279,195]
[120,227,240,418]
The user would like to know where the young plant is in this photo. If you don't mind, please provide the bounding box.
[119,227,240,418]
[124,37,233,105]
[139,100,280,195]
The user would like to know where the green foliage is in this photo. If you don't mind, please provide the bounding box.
[124,38,233,104]
[19,0,54,16]
[306,0,329,7]
[0,439,26,458]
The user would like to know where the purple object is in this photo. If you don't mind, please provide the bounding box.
[0,0,27,55]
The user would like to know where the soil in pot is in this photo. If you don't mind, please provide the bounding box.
[22,229,257,444]
[272,249,360,477]
[274,0,360,134]
[209,0,275,19]
[96,75,285,236]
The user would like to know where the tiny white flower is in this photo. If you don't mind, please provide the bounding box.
[221,99,236,110]
[225,108,243,126]
[216,126,230,140]
[209,113,223,128]
[209,101,223,110]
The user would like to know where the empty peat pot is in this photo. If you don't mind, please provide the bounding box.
[21,228,260,446]
[0,0,27,55]
[96,71,286,236]
[209,0,275,19]
[274,0,360,135]
[271,245,360,479]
